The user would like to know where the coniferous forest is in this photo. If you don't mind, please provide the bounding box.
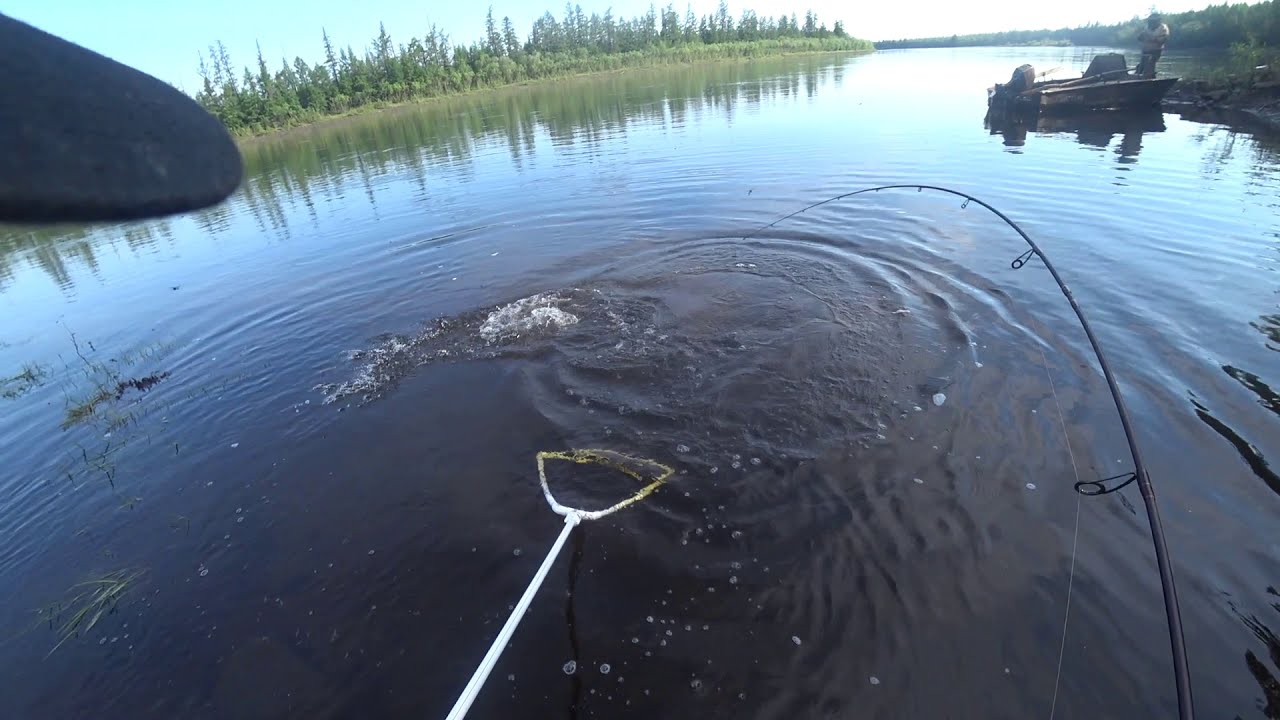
[196,2,870,135]
[877,0,1280,51]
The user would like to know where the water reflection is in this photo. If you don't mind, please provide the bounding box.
[1192,393,1280,496]
[4,52,1278,295]
[985,108,1166,158]
[1232,587,1280,718]
[0,56,850,293]
[0,222,173,291]
[1256,314,1280,351]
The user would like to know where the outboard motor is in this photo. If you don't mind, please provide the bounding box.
[989,63,1035,110]
[1007,64,1036,94]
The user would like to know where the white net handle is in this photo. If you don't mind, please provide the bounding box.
[445,449,673,720]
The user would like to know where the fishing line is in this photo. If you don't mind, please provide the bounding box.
[744,184,1195,720]
[445,449,674,720]
[1038,342,1083,720]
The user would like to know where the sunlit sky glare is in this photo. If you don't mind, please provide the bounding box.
[5,0,1230,93]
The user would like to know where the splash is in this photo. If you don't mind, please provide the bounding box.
[316,291,594,404]
[478,293,579,343]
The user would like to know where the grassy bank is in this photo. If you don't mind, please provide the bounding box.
[234,42,871,141]
[196,4,869,137]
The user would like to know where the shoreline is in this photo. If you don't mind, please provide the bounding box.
[1163,77,1280,134]
[236,48,873,145]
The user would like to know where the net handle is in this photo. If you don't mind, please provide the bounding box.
[446,449,673,720]
[445,512,580,720]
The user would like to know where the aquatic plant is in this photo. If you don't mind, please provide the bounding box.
[0,363,46,399]
[37,568,144,657]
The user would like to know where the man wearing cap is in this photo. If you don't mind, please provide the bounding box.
[1136,14,1170,79]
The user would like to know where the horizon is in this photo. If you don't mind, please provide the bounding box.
[4,0,1257,93]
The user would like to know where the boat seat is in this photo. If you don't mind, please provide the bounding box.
[1084,53,1129,77]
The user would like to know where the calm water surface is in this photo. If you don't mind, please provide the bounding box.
[1,47,1278,719]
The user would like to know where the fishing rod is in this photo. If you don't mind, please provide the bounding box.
[744,183,1194,720]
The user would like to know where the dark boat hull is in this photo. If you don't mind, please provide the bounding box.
[1033,77,1179,112]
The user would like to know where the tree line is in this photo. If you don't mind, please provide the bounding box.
[196,2,869,135]
[877,0,1280,51]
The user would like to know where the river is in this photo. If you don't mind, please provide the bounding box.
[1,46,1277,719]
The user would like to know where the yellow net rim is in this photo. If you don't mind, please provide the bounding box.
[536,449,674,521]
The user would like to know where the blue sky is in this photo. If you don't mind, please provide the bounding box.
[6,0,1222,93]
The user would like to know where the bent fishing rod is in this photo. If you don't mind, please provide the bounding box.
[745,184,1194,720]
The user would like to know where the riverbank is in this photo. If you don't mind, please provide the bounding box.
[1164,71,1280,134]
[205,31,869,139]
[235,45,873,143]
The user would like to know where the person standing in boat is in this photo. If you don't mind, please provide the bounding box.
[1136,14,1170,78]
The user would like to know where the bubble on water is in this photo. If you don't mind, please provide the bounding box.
[236,516,245,523]
[513,548,523,557]
[750,457,761,466]
[932,393,947,406]
[646,616,654,623]
[666,629,673,636]
[230,442,240,449]
[690,678,702,690]
[731,561,742,569]
[1026,482,1037,490]
[660,639,667,647]
[632,637,640,644]
[913,477,924,484]
[738,692,746,700]
[600,663,611,674]
[368,549,375,556]
[869,676,881,685]
[791,636,802,645]
[729,576,738,585]
[508,674,515,681]
[563,660,577,675]
[710,467,718,474]
[197,564,209,577]
[677,444,690,453]
[684,624,692,631]
[731,461,741,469]
[702,625,709,630]
[731,530,743,540]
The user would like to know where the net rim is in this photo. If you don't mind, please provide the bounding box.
[536,449,674,521]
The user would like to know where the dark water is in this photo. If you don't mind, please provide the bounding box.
[1,47,1278,719]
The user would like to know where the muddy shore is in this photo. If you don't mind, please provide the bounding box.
[1164,77,1280,134]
